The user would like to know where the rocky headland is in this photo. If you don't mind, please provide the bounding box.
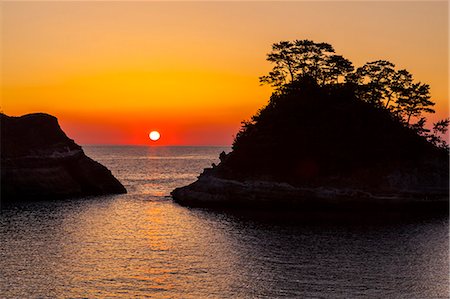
[172,78,449,211]
[1,113,126,206]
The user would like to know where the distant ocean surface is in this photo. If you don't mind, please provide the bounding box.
[1,146,448,298]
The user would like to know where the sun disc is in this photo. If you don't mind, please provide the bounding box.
[149,131,160,141]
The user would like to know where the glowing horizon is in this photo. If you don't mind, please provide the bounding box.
[1,2,448,145]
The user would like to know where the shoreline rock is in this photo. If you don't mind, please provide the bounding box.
[171,79,449,212]
[1,113,126,206]
[171,174,448,211]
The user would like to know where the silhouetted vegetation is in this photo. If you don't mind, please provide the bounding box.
[213,77,448,190]
[173,39,449,208]
[258,40,447,149]
[259,40,353,88]
[210,40,449,189]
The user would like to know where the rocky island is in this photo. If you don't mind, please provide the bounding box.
[172,40,449,211]
[1,113,126,206]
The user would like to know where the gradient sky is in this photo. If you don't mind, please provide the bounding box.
[1,1,448,145]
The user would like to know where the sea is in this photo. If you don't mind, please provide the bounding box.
[0,146,448,298]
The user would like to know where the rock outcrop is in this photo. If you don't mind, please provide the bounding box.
[1,113,126,205]
[172,174,447,211]
[172,79,449,211]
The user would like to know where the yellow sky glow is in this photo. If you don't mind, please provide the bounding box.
[1,2,448,145]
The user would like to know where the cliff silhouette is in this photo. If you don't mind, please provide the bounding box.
[1,113,126,205]
[172,77,448,210]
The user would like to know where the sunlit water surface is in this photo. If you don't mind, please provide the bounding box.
[1,146,448,298]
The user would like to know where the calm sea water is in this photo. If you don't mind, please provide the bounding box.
[1,146,448,298]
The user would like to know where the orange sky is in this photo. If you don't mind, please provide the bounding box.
[1,1,448,145]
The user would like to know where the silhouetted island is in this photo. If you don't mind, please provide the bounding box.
[172,40,449,211]
[172,79,448,211]
[1,113,126,206]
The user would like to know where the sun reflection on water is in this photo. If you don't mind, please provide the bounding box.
[0,146,447,298]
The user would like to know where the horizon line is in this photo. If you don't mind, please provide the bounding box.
[80,144,232,147]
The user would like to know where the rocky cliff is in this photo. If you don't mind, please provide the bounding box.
[1,113,126,205]
[172,79,449,211]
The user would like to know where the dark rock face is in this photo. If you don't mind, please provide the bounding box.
[1,113,126,205]
[172,174,448,211]
[172,80,449,210]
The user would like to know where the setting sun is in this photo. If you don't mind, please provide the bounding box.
[149,131,161,141]
[1,2,448,298]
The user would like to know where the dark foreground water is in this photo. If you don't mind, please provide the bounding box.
[1,146,448,298]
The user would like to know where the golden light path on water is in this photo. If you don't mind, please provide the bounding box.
[0,146,448,298]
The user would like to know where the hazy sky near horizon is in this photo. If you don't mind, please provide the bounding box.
[1,1,448,145]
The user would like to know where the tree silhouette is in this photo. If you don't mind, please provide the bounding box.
[323,55,354,84]
[388,69,413,109]
[347,60,397,108]
[259,41,297,88]
[429,118,450,148]
[345,60,436,126]
[396,82,435,124]
[259,40,353,88]
[259,39,444,149]
[433,118,449,135]
[410,117,429,136]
